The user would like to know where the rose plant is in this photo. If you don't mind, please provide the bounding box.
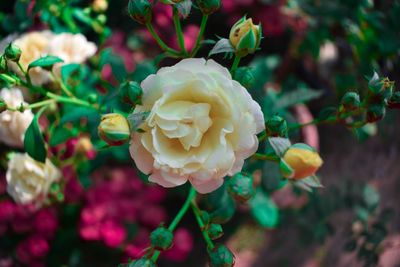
[0,0,399,266]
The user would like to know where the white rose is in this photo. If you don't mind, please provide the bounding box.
[0,88,34,148]
[6,153,62,204]
[130,58,264,194]
[48,32,97,64]
[9,31,54,86]
[6,31,97,86]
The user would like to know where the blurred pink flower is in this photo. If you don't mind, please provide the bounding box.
[34,209,58,239]
[100,220,127,248]
[139,205,167,228]
[0,200,15,223]
[16,235,49,264]
[164,228,193,262]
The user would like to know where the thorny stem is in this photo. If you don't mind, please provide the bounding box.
[191,200,215,251]
[230,55,241,76]
[172,6,188,57]
[151,187,197,262]
[190,15,209,57]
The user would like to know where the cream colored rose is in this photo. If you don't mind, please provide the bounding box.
[6,153,62,204]
[0,88,33,148]
[130,58,265,193]
[7,31,97,86]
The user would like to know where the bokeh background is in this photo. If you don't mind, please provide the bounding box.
[1,0,400,266]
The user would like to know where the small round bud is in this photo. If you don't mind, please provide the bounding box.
[0,56,7,73]
[127,258,157,267]
[387,91,400,109]
[119,81,143,105]
[266,116,288,137]
[4,43,22,62]
[208,245,234,267]
[281,143,323,180]
[98,113,130,146]
[229,16,262,57]
[366,104,386,123]
[234,67,255,88]
[87,93,98,104]
[227,173,255,202]
[340,92,360,111]
[150,226,173,250]
[208,223,224,240]
[128,0,152,25]
[0,101,7,113]
[196,0,221,15]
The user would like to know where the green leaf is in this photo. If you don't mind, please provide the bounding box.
[127,112,150,132]
[99,48,127,82]
[363,184,380,210]
[249,188,279,228]
[273,88,323,111]
[60,106,99,124]
[61,63,80,83]
[209,38,235,57]
[49,126,75,146]
[268,137,291,157]
[24,112,47,163]
[175,0,192,18]
[28,55,64,70]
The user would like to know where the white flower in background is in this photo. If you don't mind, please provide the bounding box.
[130,58,265,194]
[9,31,53,86]
[4,31,97,86]
[0,88,33,148]
[6,153,62,204]
[48,32,97,64]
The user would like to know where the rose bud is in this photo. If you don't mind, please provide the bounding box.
[119,81,143,106]
[366,104,386,123]
[367,75,394,104]
[229,16,262,57]
[227,173,255,202]
[234,67,255,88]
[98,113,130,146]
[128,0,152,25]
[340,92,360,112]
[266,115,288,137]
[207,223,223,240]
[126,258,157,267]
[92,0,108,13]
[4,43,22,62]
[150,226,174,250]
[387,91,400,109]
[197,0,221,15]
[281,143,323,180]
[208,245,234,267]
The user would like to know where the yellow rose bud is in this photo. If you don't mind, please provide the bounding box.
[229,16,261,57]
[98,113,130,146]
[282,143,323,180]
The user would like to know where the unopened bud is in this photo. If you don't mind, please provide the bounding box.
[150,226,173,250]
[208,223,223,240]
[281,143,323,180]
[120,81,143,105]
[229,16,262,57]
[98,113,130,146]
[366,104,386,123]
[340,92,360,111]
[92,0,108,12]
[128,0,152,25]
[197,0,221,15]
[227,173,255,202]
[266,116,288,137]
[208,245,234,267]
[4,43,22,62]
[368,75,394,104]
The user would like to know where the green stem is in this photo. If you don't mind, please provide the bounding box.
[230,55,241,76]
[151,187,197,262]
[51,72,75,98]
[252,153,280,162]
[145,22,181,57]
[172,6,188,56]
[191,15,209,57]
[191,201,215,251]
[27,99,57,110]
[16,62,31,84]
